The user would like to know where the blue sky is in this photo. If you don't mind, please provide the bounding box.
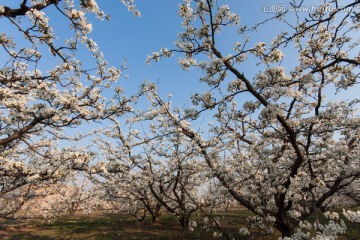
[87,1,283,104]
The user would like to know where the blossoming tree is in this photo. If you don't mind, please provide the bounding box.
[95,117,210,228]
[1,0,359,239]
[0,0,137,218]
[142,0,360,238]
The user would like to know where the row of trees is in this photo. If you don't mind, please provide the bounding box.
[0,0,138,217]
[1,0,359,239]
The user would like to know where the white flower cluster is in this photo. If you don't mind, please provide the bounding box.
[267,48,285,63]
[27,173,41,183]
[69,8,85,20]
[214,5,240,26]
[120,0,140,16]
[314,220,347,240]
[213,231,223,238]
[146,52,160,63]
[26,8,53,43]
[243,101,258,113]
[252,42,266,56]
[189,220,197,231]
[324,211,339,220]
[239,227,250,236]
[108,66,121,81]
[145,48,171,64]
[179,1,193,18]
[342,209,360,222]
[227,78,246,93]
[178,57,197,70]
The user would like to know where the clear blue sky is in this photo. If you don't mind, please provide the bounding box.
[87,1,285,105]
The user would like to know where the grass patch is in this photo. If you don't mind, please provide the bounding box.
[0,210,359,239]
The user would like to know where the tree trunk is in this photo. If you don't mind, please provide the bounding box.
[275,219,295,238]
[179,214,190,230]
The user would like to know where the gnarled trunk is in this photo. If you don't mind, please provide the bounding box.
[274,217,295,238]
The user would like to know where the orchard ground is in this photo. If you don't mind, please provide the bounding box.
[0,209,359,240]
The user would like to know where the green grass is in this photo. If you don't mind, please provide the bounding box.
[0,210,359,240]
[0,214,194,240]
